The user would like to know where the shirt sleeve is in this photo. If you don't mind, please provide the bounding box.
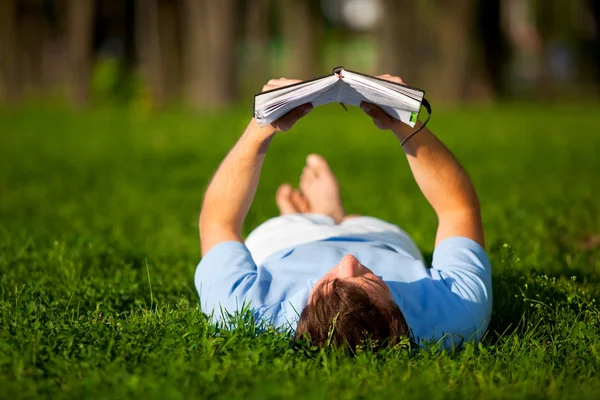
[194,241,258,318]
[431,236,493,342]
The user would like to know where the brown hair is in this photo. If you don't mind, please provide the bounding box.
[295,278,410,350]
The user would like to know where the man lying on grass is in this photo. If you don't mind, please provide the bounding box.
[196,74,492,350]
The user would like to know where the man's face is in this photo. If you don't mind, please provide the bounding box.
[310,254,394,305]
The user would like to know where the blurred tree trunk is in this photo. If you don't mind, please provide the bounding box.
[136,0,183,106]
[181,0,205,106]
[158,0,182,102]
[476,0,507,98]
[204,0,236,105]
[280,0,320,79]
[242,0,270,94]
[377,0,419,82]
[67,0,95,105]
[182,0,236,108]
[40,0,68,94]
[535,0,557,99]
[432,0,474,103]
[591,0,600,92]
[0,0,19,103]
[136,0,164,104]
[19,6,45,97]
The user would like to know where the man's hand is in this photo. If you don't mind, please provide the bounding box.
[359,74,413,136]
[261,78,313,132]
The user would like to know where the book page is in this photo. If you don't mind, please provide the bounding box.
[348,73,424,100]
[255,78,327,105]
[341,70,424,127]
[343,72,423,102]
[254,76,337,124]
[332,84,418,126]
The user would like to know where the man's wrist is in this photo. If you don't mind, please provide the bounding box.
[391,120,413,140]
[246,118,277,140]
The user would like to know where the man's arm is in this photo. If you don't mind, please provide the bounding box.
[199,119,275,256]
[360,75,484,248]
[199,79,312,256]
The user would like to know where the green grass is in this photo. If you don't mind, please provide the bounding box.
[1,104,600,399]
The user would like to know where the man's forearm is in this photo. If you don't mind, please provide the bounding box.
[392,123,483,246]
[199,120,275,254]
[393,123,479,214]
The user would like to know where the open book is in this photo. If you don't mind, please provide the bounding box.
[253,67,428,128]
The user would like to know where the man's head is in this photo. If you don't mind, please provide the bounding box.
[295,254,410,349]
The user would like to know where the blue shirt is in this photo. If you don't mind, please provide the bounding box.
[195,235,492,348]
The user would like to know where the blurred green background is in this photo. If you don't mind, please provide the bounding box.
[2,1,600,398]
[1,0,599,108]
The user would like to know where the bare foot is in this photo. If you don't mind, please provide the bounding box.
[299,154,345,223]
[276,183,310,215]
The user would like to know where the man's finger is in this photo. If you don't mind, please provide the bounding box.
[360,102,396,129]
[360,102,386,119]
[271,103,313,132]
[267,78,302,86]
[376,74,404,84]
[289,103,313,121]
